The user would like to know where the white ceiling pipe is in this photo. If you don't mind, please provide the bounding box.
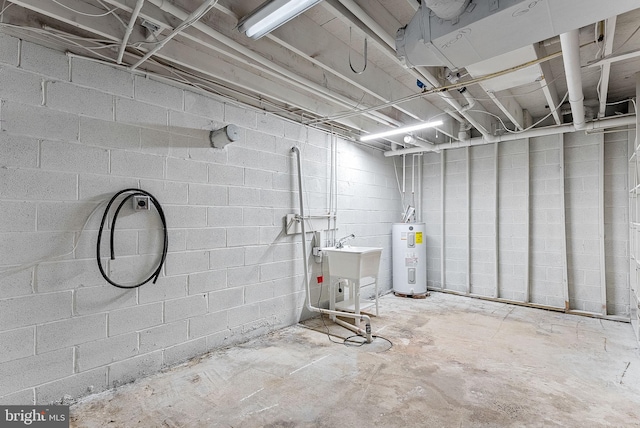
[144,0,404,129]
[331,0,467,125]
[117,0,144,64]
[131,0,219,70]
[408,64,497,140]
[383,114,636,156]
[332,1,490,134]
[559,30,586,130]
[336,0,395,47]
[423,0,470,20]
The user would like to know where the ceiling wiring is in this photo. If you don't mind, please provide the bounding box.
[1,0,636,151]
[606,98,637,109]
[0,0,13,16]
[50,0,118,17]
[436,72,566,104]
[467,91,569,134]
[611,22,640,55]
[96,0,126,28]
[306,39,601,128]
[305,47,580,126]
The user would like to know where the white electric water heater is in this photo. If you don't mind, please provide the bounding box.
[392,223,427,295]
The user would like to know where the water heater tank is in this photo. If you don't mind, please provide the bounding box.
[392,223,427,295]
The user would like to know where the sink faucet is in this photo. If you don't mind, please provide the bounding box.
[336,234,355,248]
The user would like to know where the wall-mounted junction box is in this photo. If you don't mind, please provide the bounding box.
[133,195,150,211]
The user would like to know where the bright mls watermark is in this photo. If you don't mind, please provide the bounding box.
[0,406,69,427]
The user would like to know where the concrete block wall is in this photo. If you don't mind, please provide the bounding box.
[334,141,399,298]
[423,152,442,288]
[0,34,397,404]
[443,148,468,292]
[497,139,528,301]
[423,133,629,315]
[604,132,630,315]
[470,145,497,296]
[529,135,565,307]
[564,132,603,312]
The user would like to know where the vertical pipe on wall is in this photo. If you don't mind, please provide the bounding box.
[559,134,571,311]
[629,120,636,325]
[331,135,340,245]
[328,132,338,246]
[466,146,471,295]
[441,150,446,290]
[494,142,500,298]
[411,154,416,209]
[402,154,406,202]
[524,138,531,303]
[599,133,607,315]
[328,133,333,242]
[416,154,423,222]
[291,146,372,342]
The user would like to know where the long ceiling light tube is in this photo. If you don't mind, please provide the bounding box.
[360,120,443,141]
[238,0,323,40]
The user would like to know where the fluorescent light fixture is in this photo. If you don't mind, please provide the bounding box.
[360,120,443,142]
[238,0,323,40]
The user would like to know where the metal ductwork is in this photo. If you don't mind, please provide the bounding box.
[423,0,470,21]
[396,0,640,70]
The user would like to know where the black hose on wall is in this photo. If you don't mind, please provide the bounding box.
[97,188,168,289]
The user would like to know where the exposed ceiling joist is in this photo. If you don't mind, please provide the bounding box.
[533,43,563,125]
[2,0,639,151]
[587,47,640,68]
[597,16,617,118]
[7,0,145,42]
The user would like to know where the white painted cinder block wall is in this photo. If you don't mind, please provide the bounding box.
[0,33,398,404]
[422,132,629,314]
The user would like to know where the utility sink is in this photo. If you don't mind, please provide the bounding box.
[322,246,383,280]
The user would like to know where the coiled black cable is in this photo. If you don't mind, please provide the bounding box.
[97,188,168,289]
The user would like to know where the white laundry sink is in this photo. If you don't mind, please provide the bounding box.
[322,246,382,280]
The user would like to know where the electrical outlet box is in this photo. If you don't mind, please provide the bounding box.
[133,195,150,211]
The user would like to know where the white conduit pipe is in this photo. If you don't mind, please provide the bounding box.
[117,0,144,64]
[291,146,373,343]
[146,0,403,129]
[332,134,338,246]
[419,68,493,140]
[559,30,586,130]
[131,0,218,70]
[333,0,466,126]
[332,0,490,135]
[416,154,423,222]
[384,115,636,157]
[411,154,415,203]
[402,154,406,195]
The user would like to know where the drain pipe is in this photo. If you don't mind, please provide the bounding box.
[445,70,475,113]
[559,30,586,129]
[291,146,373,343]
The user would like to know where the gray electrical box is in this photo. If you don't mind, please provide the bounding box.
[133,195,150,210]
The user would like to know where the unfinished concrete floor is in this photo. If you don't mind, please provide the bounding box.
[70,292,640,427]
